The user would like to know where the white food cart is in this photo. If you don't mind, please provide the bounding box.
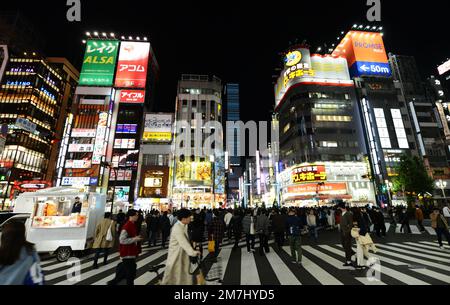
[13,186,106,261]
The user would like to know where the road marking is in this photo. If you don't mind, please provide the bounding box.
[240,249,260,285]
[45,252,121,281]
[391,242,450,258]
[303,246,354,270]
[135,259,167,285]
[410,225,422,234]
[282,246,342,285]
[326,245,429,285]
[425,227,436,235]
[419,241,450,250]
[264,249,302,285]
[376,244,450,263]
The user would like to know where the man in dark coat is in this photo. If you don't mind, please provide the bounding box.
[271,210,286,249]
[190,209,205,257]
[338,201,354,267]
[159,211,172,249]
[230,210,243,250]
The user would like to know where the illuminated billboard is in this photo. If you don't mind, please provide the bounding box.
[274,48,352,108]
[115,42,150,88]
[332,31,391,78]
[291,164,327,184]
[119,90,146,103]
[176,161,212,184]
[438,59,450,75]
[140,166,169,198]
[143,113,173,142]
[79,40,120,86]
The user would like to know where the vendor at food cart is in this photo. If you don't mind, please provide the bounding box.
[71,196,82,214]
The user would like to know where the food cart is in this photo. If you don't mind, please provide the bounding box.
[13,186,106,261]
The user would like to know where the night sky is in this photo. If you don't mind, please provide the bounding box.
[3,0,449,122]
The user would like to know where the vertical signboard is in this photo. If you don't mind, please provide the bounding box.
[92,112,108,164]
[114,42,151,88]
[79,40,120,86]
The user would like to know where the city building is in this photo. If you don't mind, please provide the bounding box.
[170,74,226,208]
[390,54,449,186]
[437,58,450,99]
[0,54,77,210]
[224,83,243,205]
[332,27,422,206]
[135,112,173,211]
[274,44,375,207]
[55,35,159,213]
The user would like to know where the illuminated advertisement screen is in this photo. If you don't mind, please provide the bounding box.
[176,161,212,184]
[291,164,327,184]
[114,139,136,149]
[438,59,450,75]
[116,124,138,134]
[140,166,169,198]
[332,31,391,77]
[110,169,133,181]
[119,90,146,103]
[287,183,347,195]
[79,40,120,86]
[143,113,173,142]
[214,157,225,194]
[114,42,150,88]
[274,48,352,108]
[115,186,130,202]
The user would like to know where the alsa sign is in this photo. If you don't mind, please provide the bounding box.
[119,90,145,103]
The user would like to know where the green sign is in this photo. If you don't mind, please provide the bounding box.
[79,40,119,86]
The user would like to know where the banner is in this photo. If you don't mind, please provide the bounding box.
[79,40,120,86]
[115,42,150,88]
[291,164,327,184]
[143,113,173,142]
[287,183,347,195]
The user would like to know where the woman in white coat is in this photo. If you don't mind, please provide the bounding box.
[161,209,201,285]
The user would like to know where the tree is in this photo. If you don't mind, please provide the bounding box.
[392,155,434,206]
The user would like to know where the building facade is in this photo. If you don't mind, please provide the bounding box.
[0,54,77,209]
[170,74,226,208]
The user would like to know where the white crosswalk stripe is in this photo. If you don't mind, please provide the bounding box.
[39,239,450,286]
[282,246,342,285]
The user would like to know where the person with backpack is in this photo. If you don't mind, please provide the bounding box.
[92,212,116,269]
[286,208,303,265]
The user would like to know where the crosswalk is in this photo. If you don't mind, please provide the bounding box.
[40,236,450,285]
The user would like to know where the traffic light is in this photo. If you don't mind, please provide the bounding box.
[0,175,5,181]
[381,185,387,193]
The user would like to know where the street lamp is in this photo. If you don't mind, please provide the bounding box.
[436,179,447,205]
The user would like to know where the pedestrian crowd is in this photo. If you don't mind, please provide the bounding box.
[1,202,449,285]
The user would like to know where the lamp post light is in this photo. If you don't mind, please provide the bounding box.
[436,179,447,205]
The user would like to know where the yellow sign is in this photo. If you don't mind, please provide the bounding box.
[285,51,302,67]
[143,132,172,141]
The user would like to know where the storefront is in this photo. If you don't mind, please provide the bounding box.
[278,162,376,207]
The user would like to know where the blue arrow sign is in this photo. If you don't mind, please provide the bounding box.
[350,61,392,77]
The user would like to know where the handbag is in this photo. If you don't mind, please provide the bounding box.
[351,227,360,238]
[189,256,206,285]
[359,233,374,246]
[106,221,113,242]
[208,236,215,253]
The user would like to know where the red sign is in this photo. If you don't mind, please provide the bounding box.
[0,160,13,168]
[119,90,146,103]
[115,41,150,88]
